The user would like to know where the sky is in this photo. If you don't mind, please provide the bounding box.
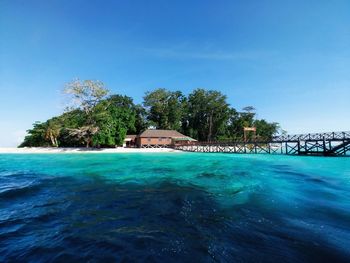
[0,0,349,147]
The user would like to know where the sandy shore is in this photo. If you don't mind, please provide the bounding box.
[0,147,181,154]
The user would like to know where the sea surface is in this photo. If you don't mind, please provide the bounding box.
[0,153,350,262]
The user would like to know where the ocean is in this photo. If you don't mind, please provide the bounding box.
[0,153,349,262]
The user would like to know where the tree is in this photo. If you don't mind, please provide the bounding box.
[187,89,230,141]
[222,108,241,140]
[134,104,148,134]
[64,79,109,115]
[254,119,279,140]
[240,106,256,128]
[44,119,61,147]
[66,126,99,147]
[143,88,168,128]
[242,106,256,113]
[19,121,50,147]
[19,82,281,147]
[91,95,137,147]
[143,88,185,130]
[64,79,109,147]
[56,110,86,147]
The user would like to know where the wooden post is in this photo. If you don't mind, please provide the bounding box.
[281,142,283,154]
[254,142,257,154]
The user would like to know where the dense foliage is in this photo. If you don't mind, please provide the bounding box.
[20,80,280,147]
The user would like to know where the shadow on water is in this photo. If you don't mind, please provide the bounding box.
[0,173,349,263]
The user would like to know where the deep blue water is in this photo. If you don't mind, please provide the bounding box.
[0,153,350,262]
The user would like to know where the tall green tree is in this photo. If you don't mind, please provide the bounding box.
[57,110,86,147]
[143,88,185,130]
[254,119,279,140]
[222,107,279,141]
[19,110,86,147]
[239,106,256,127]
[134,104,149,134]
[221,108,241,140]
[44,119,61,147]
[64,79,109,147]
[19,121,50,147]
[187,89,230,141]
[91,95,138,147]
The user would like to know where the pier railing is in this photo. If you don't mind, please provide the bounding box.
[174,131,350,156]
[272,131,350,142]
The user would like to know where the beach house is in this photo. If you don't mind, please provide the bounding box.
[124,129,196,148]
[138,129,196,148]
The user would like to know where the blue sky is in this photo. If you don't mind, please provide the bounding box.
[0,0,349,147]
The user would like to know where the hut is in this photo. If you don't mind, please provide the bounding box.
[123,135,137,147]
[137,129,196,148]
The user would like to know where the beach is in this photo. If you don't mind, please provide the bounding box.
[0,147,180,154]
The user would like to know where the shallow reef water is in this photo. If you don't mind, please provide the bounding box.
[0,153,350,262]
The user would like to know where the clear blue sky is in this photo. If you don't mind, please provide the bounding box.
[1,0,349,147]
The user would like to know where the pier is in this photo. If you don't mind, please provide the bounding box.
[174,131,350,156]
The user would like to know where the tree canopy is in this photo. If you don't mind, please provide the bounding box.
[19,80,281,147]
[143,88,185,131]
[186,89,230,141]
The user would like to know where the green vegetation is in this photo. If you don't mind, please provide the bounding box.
[19,80,280,147]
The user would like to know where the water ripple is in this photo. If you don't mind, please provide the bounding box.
[0,153,349,262]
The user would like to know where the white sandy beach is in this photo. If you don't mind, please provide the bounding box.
[0,147,181,154]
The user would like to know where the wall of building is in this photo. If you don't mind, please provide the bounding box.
[138,137,172,147]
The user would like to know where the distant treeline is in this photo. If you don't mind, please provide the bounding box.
[19,80,280,148]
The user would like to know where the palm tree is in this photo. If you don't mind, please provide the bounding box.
[45,121,60,147]
[242,106,256,113]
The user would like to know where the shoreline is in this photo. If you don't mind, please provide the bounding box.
[0,147,181,154]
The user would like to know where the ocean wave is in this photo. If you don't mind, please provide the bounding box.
[0,154,349,262]
[0,181,41,199]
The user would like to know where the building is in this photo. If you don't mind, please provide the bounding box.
[124,129,196,148]
[123,135,137,147]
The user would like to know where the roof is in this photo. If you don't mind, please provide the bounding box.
[172,137,197,141]
[139,129,195,140]
[124,134,137,142]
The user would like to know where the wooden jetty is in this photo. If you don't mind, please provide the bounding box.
[174,131,350,156]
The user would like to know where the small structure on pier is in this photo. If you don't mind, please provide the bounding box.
[243,127,256,142]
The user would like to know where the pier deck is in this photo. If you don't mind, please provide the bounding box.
[174,131,350,156]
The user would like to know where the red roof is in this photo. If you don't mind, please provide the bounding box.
[139,129,192,139]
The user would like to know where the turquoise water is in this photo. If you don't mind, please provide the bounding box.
[0,153,350,262]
